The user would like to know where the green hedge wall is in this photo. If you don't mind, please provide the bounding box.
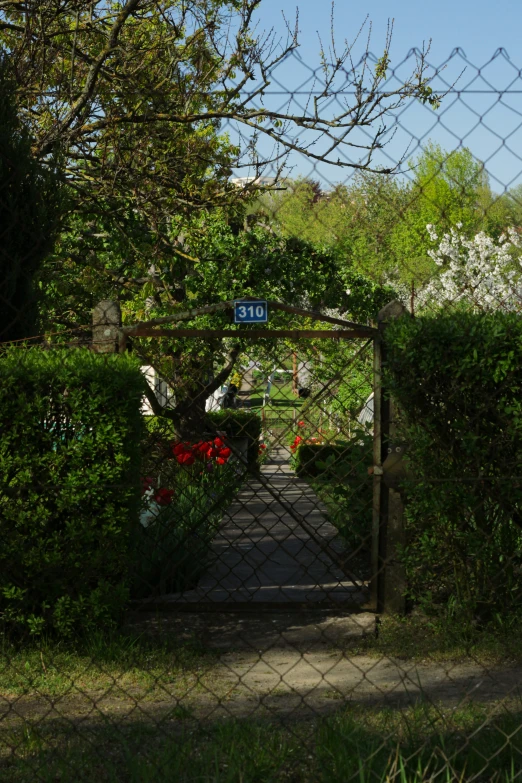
[384,312,522,622]
[206,410,261,469]
[293,444,351,478]
[293,437,373,553]
[0,348,145,637]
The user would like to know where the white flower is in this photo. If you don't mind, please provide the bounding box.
[418,225,522,313]
[426,224,438,242]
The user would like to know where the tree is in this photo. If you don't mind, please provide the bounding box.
[389,144,490,286]
[1,2,440,182]
[0,55,61,341]
[108,213,389,435]
[1,1,442,285]
[506,184,522,227]
[0,1,439,427]
[253,174,409,283]
[417,225,522,313]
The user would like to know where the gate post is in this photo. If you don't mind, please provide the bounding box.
[373,300,407,614]
[370,324,383,611]
[92,300,123,353]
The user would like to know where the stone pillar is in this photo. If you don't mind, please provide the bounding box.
[92,300,122,353]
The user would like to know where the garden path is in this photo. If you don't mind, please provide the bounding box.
[165,446,369,606]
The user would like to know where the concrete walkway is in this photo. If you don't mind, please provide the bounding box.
[166,447,369,606]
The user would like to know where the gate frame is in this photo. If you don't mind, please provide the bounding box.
[93,298,405,614]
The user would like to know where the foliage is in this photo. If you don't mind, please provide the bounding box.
[0,56,62,340]
[259,146,518,290]
[0,348,145,637]
[390,144,489,282]
[0,1,441,341]
[384,312,522,623]
[294,430,373,554]
[169,214,345,312]
[257,175,408,284]
[135,422,247,597]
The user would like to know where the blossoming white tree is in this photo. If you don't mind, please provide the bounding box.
[417,225,522,312]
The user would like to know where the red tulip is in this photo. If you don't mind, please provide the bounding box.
[194,441,210,459]
[154,488,174,506]
[176,451,195,466]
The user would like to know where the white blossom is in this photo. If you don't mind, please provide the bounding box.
[417,225,522,312]
[426,224,438,242]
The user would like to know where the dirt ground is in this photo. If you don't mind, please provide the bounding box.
[3,610,522,733]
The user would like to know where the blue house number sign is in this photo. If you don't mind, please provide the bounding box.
[234,300,268,323]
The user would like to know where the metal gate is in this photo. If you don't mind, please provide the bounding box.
[93,299,403,616]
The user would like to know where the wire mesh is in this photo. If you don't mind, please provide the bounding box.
[2,34,522,782]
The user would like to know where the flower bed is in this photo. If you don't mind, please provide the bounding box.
[133,435,243,598]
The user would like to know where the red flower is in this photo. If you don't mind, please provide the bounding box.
[176,451,195,466]
[194,441,211,460]
[172,442,188,456]
[141,476,155,494]
[213,437,225,448]
[218,447,232,459]
[154,488,174,506]
[206,446,220,459]
[216,456,227,465]
[298,420,306,427]
[290,435,303,452]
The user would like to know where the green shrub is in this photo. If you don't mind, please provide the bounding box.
[206,410,261,469]
[0,347,145,637]
[293,443,350,478]
[385,312,522,622]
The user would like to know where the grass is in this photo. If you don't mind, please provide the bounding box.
[4,612,522,704]
[4,617,522,780]
[2,699,522,781]
[353,613,522,666]
[0,629,220,699]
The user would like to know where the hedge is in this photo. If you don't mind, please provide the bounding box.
[384,311,522,623]
[206,410,262,469]
[293,443,351,478]
[293,437,373,552]
[0,347,145,637]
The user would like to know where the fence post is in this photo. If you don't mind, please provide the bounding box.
[370,325,383,611]
[375,300,407,614]
[92,300,122,353]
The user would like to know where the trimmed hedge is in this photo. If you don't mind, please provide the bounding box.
[294,443,353,478]
[293,437,373,553]
[206,410,261,469]
[0,348,145,637]
[384,312,522,622]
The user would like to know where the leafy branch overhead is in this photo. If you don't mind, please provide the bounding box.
[1,0,443,193]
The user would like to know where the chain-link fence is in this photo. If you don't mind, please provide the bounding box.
[3,35,522,781]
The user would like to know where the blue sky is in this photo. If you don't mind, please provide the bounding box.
[257,0,522,65]
[233,0,522,191]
